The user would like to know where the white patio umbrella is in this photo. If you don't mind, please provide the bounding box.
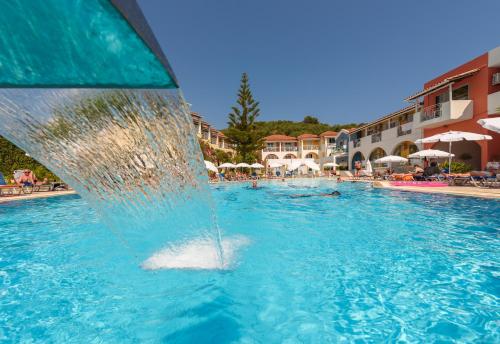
[374,155,407,173]
[287,161,302,171]
[304,160,320,171]
[365,159,373,174]
[250,163,265,168]
[236,162,251,168]
[374,155,408,164]
[323,162,339,167]
[218,162,236,168]
[268,161,283,168]
[408,149,454,158]
[416,131,492,173]
[478,118,500,134]
[204,160,218,173]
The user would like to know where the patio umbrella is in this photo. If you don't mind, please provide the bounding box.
[478,118,500,134]
[374,155,408,164]
[268,161,283,168]
[286,160,302,171]
[204,160,218,173]
[374,155,407,173]
[408,149,454,158]
[304,160,320,171]
[365,159,373,174]
[250,163,265,168]
[218,162,236,168]
[236,162,251,168]
[416,131,492,173]
[323,162,339,167]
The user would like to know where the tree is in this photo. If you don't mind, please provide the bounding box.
[303,115,319,124]
[225,73,264,163]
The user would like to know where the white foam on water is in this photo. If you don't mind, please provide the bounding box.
[141,235,250,270]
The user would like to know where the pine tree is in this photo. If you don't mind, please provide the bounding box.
[225,73,263,163]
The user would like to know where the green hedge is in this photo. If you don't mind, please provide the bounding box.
[439,161,472,173]
[0,136,59,182]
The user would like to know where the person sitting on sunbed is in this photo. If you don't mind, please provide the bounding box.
[412,164,425,181]
[423,161,441,177]
[16,170,35,187]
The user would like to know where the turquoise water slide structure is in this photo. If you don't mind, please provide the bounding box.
[0,0,224,268]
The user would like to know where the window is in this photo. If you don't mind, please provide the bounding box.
[435,85,469,104]
[453,85,468,100]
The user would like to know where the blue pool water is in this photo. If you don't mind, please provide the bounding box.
[0,180,498,343]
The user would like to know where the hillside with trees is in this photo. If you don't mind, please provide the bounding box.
[253,116,361,138]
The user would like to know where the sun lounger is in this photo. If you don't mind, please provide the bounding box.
[0,173,23,197]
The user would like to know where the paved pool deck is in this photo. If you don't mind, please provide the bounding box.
[373,181,500,199]
[0,190,76,203]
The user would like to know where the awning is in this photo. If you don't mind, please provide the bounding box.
[405,68,480,101]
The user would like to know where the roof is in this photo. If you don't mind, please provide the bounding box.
[191,112,201,118]
[297,133,319,140]
[320,131,338,137]
[264,134,297,142]
[349,105,416,134]
[405,68,480,101]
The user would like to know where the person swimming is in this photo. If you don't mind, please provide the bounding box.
[289,190,341,198]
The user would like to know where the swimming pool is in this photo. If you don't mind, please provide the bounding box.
[0,180,498,342]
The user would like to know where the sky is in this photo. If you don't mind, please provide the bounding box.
[138,0,500,129]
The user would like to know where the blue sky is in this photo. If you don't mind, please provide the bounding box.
[138,0,500,129]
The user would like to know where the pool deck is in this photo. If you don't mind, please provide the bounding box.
[373,181,500,199]
[0,190,76,203]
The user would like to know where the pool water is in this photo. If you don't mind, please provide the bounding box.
[0,180,498,343]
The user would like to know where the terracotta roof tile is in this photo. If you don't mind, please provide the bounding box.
[264,134,297,142]
[319,131,338,137]
[297,133,319,140]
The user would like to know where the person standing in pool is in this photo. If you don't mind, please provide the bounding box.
[354,161,362,177]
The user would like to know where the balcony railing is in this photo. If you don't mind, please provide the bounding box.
[371,132,382,143]
[263,147,279,152]
[420,103,442,122]
[303,145,319,150]
[283,146,298,151]
[397,126,412,137]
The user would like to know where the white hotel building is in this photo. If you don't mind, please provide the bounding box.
[261,130,351,171]
[348,106,423,170]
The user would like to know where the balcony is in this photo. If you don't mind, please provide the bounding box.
[263,147,279,152]
[352,139,361,148]
[397,123,412,137]
[417,100,473,128]
[371,132,382,143]
[302,145,320,150]
[263,146,298,152]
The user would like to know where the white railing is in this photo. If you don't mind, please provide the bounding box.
[263,147,279,152]
[283,146,298,151]
[371,132,382,143]
[303,145,319,150]
[420,103,442,122]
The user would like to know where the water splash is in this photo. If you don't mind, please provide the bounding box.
[0,88,224,267]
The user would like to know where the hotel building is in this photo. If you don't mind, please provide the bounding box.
[349,45,500,171]
[261,129,351,170]
[190,112,235,155]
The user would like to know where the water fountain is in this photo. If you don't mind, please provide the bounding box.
[0,0,226,268]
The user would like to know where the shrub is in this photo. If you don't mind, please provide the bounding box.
[440,161,472,173]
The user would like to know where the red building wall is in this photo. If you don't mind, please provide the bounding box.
[422,53,500,167]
